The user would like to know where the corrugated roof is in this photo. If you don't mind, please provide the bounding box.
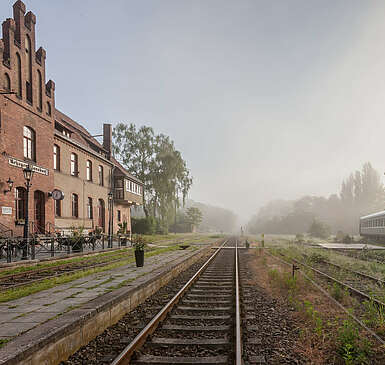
[360,210,385,220]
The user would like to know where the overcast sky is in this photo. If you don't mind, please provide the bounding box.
[2,0,385,223]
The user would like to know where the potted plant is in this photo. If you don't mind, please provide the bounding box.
[93,227,102,240]
[69,226,85,253]
[132,235,146,267]
[117,221,129,246]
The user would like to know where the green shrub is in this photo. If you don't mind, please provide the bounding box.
[132,217,156,235]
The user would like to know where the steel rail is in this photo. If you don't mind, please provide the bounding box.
[111,239,229,365]
[265,250,385,346]
[319,259,385,285]
[289,257,385,309]
[235,239,242,364]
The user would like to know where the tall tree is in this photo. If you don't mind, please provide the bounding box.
[113,123,192,231]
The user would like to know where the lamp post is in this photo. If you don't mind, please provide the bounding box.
[108,191,113,248]
[22,165,34,260]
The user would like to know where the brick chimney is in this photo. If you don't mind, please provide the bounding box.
[103,123,112,157]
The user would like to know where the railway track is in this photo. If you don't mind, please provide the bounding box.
[111,238,242,365]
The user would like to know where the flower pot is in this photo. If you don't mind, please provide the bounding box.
[135,250,144,267]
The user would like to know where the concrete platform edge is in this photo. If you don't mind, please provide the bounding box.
[0,246,211,365]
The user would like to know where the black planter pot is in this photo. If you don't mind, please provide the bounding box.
[135,250,144,267]
[121,238,127,246]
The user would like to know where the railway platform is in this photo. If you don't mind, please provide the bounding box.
[0,245,210,365]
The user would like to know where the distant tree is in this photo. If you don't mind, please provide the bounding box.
[186,207,203,232]
[308,219,331,239]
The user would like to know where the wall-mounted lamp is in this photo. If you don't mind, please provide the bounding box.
[3,177,14,194]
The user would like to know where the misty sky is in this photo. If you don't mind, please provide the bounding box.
[2,0,385,223]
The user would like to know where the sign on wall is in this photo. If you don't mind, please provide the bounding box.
[8,157,49,176]
[1,207,12,215]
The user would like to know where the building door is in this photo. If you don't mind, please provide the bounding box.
[98,199,105,232]
[34,190,45,233]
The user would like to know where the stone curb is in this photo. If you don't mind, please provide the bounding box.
[0,246,210,365]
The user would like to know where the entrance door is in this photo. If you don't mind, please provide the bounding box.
[34,190,45,233]
[98,199,105,232]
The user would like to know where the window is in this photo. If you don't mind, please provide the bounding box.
[47,101,51,116]
[15,187,27,220]
[98,165,104,186]
[86,160,92,181]
[53,144,60,171]
[55,199,61,217]
[23,126,35,160]
[70,153,78,176]
[16,53,22,98]
[72,193,78,217]
[37,70,42,110]
[87,197,93,219]
[4,73,10,91]
[117,210,121,222]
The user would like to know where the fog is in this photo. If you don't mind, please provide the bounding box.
[3,1,385,225]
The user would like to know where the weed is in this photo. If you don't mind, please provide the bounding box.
[0,339,10,349]
[337,319,372,364]
[331,283,343,302]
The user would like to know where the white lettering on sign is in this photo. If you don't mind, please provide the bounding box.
[1,207,12,215]
[8,157,49,176]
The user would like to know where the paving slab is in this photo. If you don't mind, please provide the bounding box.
[0,248,192,341]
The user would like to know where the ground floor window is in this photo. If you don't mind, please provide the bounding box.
[87,197,93,219]
[54,199,61,217]
[72,193,79,218]
[15,187,27,220]
[117,210,121,222]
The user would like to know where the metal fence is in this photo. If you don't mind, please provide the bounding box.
[0,233,132,263]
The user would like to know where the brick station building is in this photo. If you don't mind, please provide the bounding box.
[0,1,143,237]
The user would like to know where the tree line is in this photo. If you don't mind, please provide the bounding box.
[247,162,385,236]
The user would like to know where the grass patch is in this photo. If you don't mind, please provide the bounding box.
[0,245,181,303]
[0,339,10,349]
[0,248,132,278]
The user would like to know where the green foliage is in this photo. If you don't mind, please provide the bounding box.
[295,233,305,243]
[307,252,326,264]
[363,299,385,335]
[337,319,372,364]
[303,300,323,336]
[343,235,353,244]
[132,235,146,251]
[331,283,343,302]
[132,217,156,235]
[186,207,203,232]
[117,221,129,235]
[112,123,192,232]
[308,219,331,239]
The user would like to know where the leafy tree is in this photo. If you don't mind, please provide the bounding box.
[186,207,203,232]
[308,219,330,239]
[113,123,192,232]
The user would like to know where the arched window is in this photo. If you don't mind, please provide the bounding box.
[3,73,10,91]
[37,70,42,110]
[70,153,78,176]
[25,35,32,103]
[86,160,92,181]
[15,187,27,220]
[16,53,22,98]
[47,101,51,116]
[53,144,60,170]
[72,193,78,217]
[23,126,35,160]
[98,165,104,186]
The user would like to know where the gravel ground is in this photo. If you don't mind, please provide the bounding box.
[239,250,306,364]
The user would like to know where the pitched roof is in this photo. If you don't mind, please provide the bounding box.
[54,108,143,185]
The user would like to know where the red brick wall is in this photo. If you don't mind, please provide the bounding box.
[0,1,55,236]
